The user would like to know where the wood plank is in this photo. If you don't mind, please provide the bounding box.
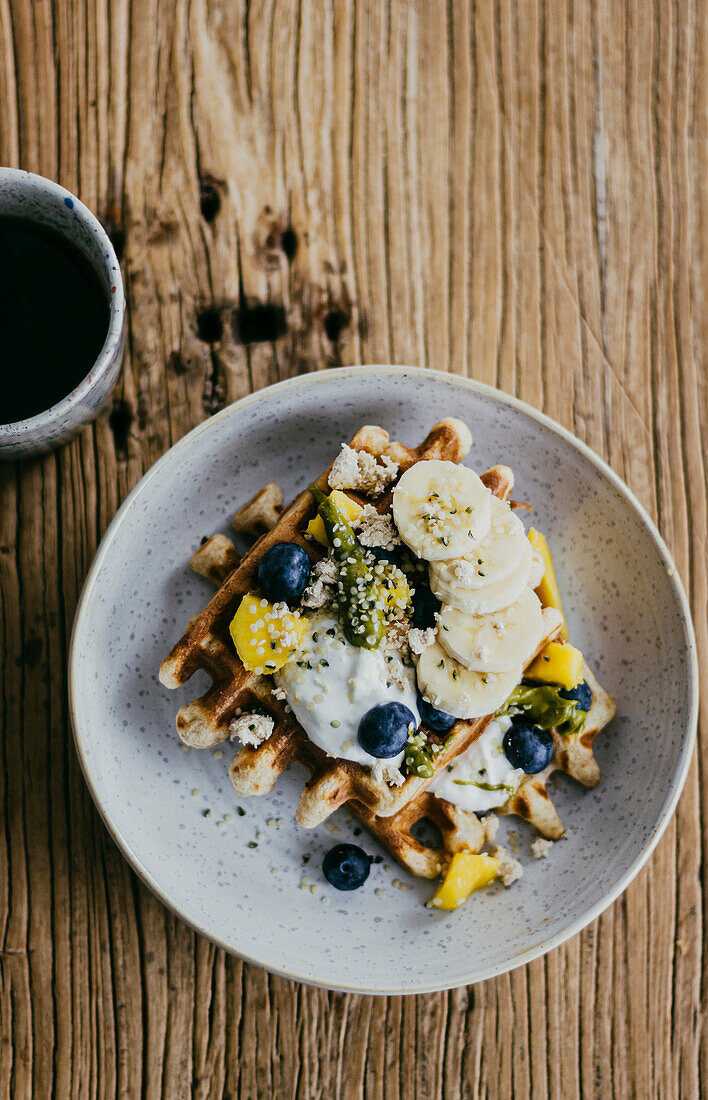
[0,0,706,1096]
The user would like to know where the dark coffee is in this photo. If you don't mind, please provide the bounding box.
[0,216,110,423]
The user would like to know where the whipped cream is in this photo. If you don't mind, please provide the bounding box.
[274,612,420,772]
[428,714,523,813]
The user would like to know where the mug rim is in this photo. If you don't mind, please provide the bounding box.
[0,167,126,438]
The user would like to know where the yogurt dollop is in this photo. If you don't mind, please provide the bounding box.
[428,714,523,813]
[274,613,420,770]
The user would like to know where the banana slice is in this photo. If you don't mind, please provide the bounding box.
[429,497,528,593]
[437,588,544,672]
[392,460,492,561]
[528,549,545,589]
[417,641,522,719]
[430,538,533,614]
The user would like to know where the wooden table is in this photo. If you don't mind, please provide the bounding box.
[1,1,706,1096]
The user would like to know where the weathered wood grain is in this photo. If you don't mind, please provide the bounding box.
[1,0,706,1096]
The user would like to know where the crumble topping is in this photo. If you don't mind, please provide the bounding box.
[271,685,288,702]
[450,559,479,585]
[314,556,339,584]
[384,619,412,667]
[328,443,399,497]
[482,813,499,843]
[301,556,339,609]
[229,712,274,747]
[408,627,436,656]
[531,837,553,860]
[354,505,401,550]
[492,844,524,887]
[371,758,405,787]
[301,578,333,610]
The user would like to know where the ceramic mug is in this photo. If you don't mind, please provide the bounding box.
[0,168,126,459]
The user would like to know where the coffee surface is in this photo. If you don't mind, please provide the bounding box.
[0,216,110,424]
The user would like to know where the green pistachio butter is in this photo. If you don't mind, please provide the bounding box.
[405,728,457,779]
[451,779,516,795]
[309,485,386,650]
[496,684,586,737]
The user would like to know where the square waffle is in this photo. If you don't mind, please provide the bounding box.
[160,420,558,827]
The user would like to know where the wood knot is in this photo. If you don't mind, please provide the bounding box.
[234,302,287,344]
[199,176,224,223]
[109,398,133,455]
[196,308,223,344]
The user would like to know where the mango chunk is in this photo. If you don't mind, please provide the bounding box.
[526,640,583,690]
[381,571,411,612]
[528,528,568,640]
[306,490,363,546]
[429,851,499,910]
[229,593,306,673]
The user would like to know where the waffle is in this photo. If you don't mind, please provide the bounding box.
[498,661,615,837]
[161,418,490,824]
[351,791,487,878]
[351,661,615,877]
[177,512,560,829]
[162,420,564,827]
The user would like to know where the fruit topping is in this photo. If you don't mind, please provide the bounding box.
[437,588,543,672]
[429,497,528,591]
[429,850,499,909]
[417,693,457,732]
[502,721,554,774]
[229,593,306,673]
[392,459,492,561]
[525,640,583,690]
[527,528,568,639]
[257,542,312,605]
[417,641,522,719]
[377,561,411,614]
[559,679,592,711]
[429,538,533,614]
[322,843,373,890]
[410,584,441,629]
[358,701,417,758]
[306,489,363,546]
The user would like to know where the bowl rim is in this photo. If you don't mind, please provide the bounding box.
[69,365,699,994]
[0,167,126,437]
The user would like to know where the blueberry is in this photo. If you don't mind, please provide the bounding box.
[417,693,457,732]
[559,679,592,712]
[503,721,554,774]
[322,843,372,890]
[257,542,311,604]
[358,702,416,758]
[411,585,440,629]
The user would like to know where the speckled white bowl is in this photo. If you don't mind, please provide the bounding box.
[69,367,698,994]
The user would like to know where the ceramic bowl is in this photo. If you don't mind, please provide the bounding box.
[0,168,125,459]
[69,367,698,994]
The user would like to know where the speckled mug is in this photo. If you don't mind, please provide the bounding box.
[0,168,125,459]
